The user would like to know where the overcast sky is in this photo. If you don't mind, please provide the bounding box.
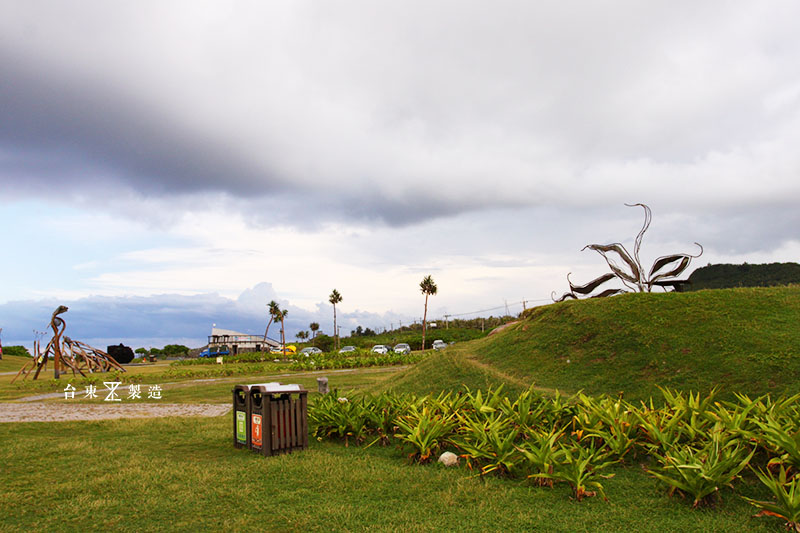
[1,1,799,349]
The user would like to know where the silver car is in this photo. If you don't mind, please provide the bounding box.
[371,344,390,354]
[339,345,357,354]
[393,343,411,355]
[432,340,447,350]
[299,347,323,357]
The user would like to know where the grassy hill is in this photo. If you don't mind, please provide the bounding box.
[381,286,800,401]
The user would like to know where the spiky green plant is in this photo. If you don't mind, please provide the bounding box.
[574,394,637,461]
[536,442,617,501]
[646,429,754,508]
[744,465,800,532]
[394,404,458,463]
[454,413,522,477]
[517,427,566,487]
[752,416,800,470]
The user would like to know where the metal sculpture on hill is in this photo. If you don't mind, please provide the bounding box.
[11,306,126,382]
[553,203,703,302]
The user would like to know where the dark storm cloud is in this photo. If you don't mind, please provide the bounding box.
[1,0,800,234]
[0,51,285,199]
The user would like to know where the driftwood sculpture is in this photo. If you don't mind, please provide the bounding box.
[11,306,126,382]
[553,203,703,302]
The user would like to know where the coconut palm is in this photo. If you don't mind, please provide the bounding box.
[420,275,438,351]
[329,289,343,350]
[309,322,320,346]
[276,308,288,356]
[263,300,280,346]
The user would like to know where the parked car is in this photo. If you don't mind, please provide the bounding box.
[370,344,390,354]
[339,346,357,354]
[393,343,411,355]
[432,339,447,351]
[299,347,322,357]
[199,347,230,358]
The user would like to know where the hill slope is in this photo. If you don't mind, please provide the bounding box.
[381,286,800,401]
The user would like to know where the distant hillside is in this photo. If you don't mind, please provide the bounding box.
[380,286,800,401]
[686,262,800,291]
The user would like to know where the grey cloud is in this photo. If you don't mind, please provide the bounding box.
[1,1,800,236]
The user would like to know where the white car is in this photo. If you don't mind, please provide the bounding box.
[393,343,411,355]
[370,345,390,354]
[432,340,447,351]
[339,346,356,354]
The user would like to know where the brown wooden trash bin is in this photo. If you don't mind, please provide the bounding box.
[249,383,308,456]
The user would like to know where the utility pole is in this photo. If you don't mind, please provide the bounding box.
[522,298,527,311]
[481,318,485,332]
[443,314,450,329]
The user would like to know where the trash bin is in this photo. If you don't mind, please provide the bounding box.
[249,383,308,456]
[232,384,252,449]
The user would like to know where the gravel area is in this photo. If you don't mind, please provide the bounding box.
[0,403,231,423]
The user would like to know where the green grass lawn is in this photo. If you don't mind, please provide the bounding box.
[3,286,799,531]
[0,354,30,373]
[0,415,779,533]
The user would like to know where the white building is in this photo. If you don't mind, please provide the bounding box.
[207,327,280,355]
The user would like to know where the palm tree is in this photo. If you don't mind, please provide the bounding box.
[309,322,320,346]
[263,300,280,346]
[420,275,438,351]
[276,308,288,356]
[296,331,308,342]
[329,289,343,350]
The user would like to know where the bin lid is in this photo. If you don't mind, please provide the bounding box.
[238,382,281,390]
[262,383,302,393]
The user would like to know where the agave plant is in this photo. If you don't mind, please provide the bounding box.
[646,429,754,508]
[498,385,561,433]
[308,391,375,446]
[574,394,638,461]
[554,203,703,301]
[517,427,566,487]
[744,465,800,532]
[454,413,522,477]
[394,404,458,463]
[533,441,617,501]
[751,416,800,470]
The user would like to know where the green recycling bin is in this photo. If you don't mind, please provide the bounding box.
[232,384,252,449]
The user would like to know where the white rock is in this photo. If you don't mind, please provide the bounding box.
[438,451,459,467]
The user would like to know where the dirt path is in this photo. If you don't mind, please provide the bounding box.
[0,403,230,423]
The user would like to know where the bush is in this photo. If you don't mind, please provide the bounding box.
[2,345,30,357]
